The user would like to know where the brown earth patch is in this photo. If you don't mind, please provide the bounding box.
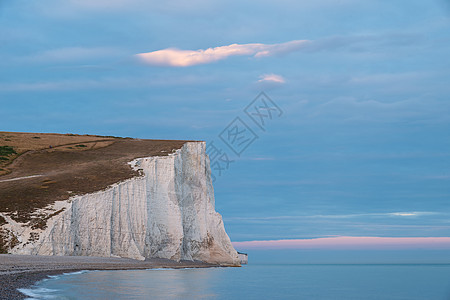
[0,132,118,176]
[0,132,193,224]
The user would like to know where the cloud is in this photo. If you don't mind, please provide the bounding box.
[66,0,218,14]
[22,47,124,63]
[135,33,420,68]
[232,236,450,250]
[226,211,439,221]
[0,75,213,92]
[349,72,428,85]
[258,74,286,84]
[68,0,140,9]
[388,212,420,217]
[245,156,275,161]
[136,40,310,67]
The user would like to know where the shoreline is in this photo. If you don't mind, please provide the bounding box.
[0,254,226,300]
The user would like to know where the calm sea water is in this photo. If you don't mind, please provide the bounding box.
[20,264,450,300]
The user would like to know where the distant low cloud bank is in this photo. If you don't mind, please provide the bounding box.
[136,40,310,67]
[232,236,450,250]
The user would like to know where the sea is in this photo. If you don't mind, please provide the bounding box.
[19,264,450,299]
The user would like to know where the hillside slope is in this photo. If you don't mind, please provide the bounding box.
[0,132,187,223]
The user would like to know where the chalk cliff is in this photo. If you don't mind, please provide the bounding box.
[0,142,240,266]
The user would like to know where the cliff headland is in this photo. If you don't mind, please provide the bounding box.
[0,132,239,266]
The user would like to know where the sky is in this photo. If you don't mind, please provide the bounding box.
[1,0,450,261]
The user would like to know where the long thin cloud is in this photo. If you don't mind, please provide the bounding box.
[232,236,450,250]
[226,211,439,221]
[136,40,310,67]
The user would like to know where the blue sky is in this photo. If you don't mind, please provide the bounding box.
[1,0,450,251]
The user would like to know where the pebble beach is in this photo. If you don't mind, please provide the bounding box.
[0,254,219,300]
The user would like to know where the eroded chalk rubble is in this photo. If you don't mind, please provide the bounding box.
[1,142,240,266]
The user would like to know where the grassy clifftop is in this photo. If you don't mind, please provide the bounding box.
[0,132,120,176]
[0,132,189,223]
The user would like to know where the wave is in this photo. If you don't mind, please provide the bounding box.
[62,270,90,276]
[18,270,91,299]
[17,287,59,300]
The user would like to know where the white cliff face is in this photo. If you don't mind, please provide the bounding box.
[238,253,248,265]
[3,142,240,266]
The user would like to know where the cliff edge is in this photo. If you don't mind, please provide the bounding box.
[0,132,240,266]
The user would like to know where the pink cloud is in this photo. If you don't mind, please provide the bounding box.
[258,73,286,84]
[232,236,450,250]
[136,40,310,67]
